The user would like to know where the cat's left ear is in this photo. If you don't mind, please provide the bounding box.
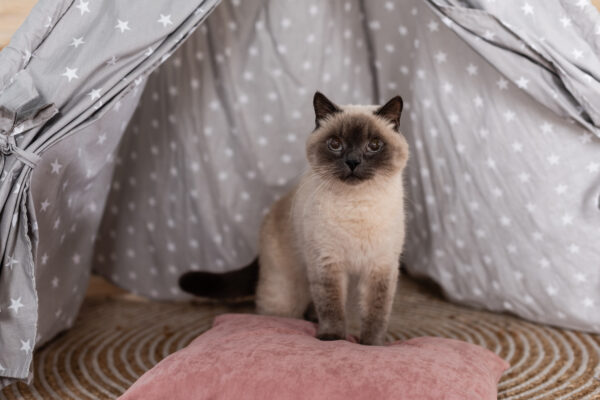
[374,96,403,132]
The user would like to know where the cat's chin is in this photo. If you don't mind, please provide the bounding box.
[339,173,369,185]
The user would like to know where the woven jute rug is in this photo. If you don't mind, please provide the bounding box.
[2,278,599,400]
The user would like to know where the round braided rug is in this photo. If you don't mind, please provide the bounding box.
[2,279,599,400]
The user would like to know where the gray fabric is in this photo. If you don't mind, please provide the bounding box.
[93,0,600,330]
[0,0,219,387]
[396,0,600,330]
[92,1,375,297]
[1,0,599,388]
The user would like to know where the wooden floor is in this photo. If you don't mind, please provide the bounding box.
[86,275,129,298]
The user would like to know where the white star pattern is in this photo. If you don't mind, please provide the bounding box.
[70,37,85,48]
[427,21,439,32]
[157,14,173,28]
[512,142,523,152]
[522,3,534,15]
[40,199,50,211]
[586,162,599,173]
[560,16,572,28]
[579,133,592,144]
[8,297,24,314]
[503,110,516,122]
[5,256,18,270]
[547,154,560,165]
[434,51,447,63]
[516,77,529,89]
[87,88,102,101]
[561,214,573,226]
[20,340,31,353]
[554,184,567,195]
[75,0,90,15]
[540,122,553,133]
[442,82,453,93]
[482,30,495,40]
[51,159,63,174]
[572,49,583,60]
[518,172,530,183]
[496,77,508,90]
[115,20,131,33]
[61,67,79,82]
[568,244,580,254]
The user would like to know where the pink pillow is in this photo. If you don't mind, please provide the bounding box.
[119,314,508,400]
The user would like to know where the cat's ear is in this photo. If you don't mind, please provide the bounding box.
[374,96,403,132]
[313,91,341,128]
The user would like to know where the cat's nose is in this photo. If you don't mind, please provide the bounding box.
[345,159,361,171]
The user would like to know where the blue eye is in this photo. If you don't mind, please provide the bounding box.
[327,137,343,152]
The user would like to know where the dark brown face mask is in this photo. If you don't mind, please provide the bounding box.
[310,92,404,184]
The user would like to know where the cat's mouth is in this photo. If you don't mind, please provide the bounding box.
[340,171,368,184]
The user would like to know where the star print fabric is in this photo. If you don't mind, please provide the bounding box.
[1,0,600,389]
[0,0,219,387]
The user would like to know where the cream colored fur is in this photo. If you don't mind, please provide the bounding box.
[255,104,409,345]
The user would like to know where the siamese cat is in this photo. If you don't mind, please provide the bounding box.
[180,92,409,345]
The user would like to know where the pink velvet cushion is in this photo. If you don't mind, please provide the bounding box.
[120,314,509,400]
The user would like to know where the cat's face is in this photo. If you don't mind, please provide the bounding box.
[306,92,409,185]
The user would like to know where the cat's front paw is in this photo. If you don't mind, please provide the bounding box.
[317,332,345,341]
[359,335,385,346]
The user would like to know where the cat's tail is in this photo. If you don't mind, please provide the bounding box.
[178,258,259,299]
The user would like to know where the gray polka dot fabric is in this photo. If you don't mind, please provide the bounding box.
[1,0,599,388]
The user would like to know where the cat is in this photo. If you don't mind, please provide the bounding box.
[180,92,409,345]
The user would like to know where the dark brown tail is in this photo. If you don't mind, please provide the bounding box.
[178,258,259,299]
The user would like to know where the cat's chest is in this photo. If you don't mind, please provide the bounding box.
[325,195,391,233]
[301,185,404,264]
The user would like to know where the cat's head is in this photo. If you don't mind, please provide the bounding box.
[306,92,409,185]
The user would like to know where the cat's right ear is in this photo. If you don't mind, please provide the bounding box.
[313,91,341,128]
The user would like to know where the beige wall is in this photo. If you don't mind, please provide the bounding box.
[0,0,36,49]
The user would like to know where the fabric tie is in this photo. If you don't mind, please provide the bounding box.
[0,71,59,169]
[0,133,40,168]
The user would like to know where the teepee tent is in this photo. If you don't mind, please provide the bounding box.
[1,0,599,387]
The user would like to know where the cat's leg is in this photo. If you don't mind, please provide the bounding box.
[309,263,348,341]
[255,192,311,318]
[255,244,310,318]
[358,265,399,345]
